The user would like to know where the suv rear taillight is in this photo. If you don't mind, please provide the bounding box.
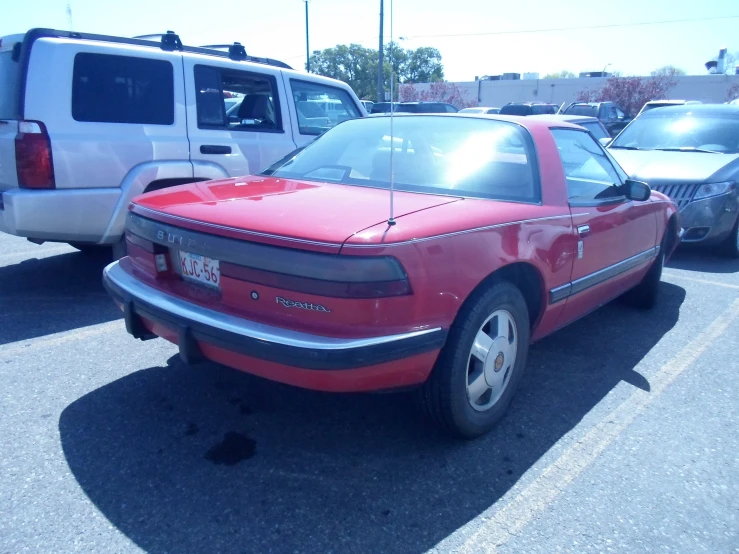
[16,121,55,189]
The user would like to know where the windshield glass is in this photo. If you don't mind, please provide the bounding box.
[611,110,739,153]
[581,121,609,140]
[565,105,598,117]
[263,116,539,202]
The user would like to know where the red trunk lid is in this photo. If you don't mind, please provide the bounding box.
[132,176,461,251]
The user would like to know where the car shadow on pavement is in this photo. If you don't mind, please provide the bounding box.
[667,245,739,274]
[59,283,685,554]
[0,251,121,345]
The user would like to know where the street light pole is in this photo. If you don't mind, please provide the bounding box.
[304,0,310,73]
[377,0,384,102]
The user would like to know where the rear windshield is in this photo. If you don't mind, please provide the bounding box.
[581,121,609,139]
[565,105,598,117]
[263,116,539,203]
[499,104,531,116]
[0,50,20,119]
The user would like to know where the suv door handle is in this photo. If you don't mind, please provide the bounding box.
[200,145,232,155]
[577,225,591,237]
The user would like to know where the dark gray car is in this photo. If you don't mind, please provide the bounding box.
[608,104,739,257]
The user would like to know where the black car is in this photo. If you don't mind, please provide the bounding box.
[498,102,559,116]
[371,101,458,114]
[561,101,631,136]
[608,104,739,257]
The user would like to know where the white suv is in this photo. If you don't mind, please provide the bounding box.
[0,29,365,255]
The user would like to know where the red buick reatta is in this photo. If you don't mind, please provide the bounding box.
[103,115,679,438]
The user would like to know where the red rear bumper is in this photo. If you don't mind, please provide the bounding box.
[103,261,445,392]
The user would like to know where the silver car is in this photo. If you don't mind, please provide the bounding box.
[609,104,739,257]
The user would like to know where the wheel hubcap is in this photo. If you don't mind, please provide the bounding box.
[466,309,518,411]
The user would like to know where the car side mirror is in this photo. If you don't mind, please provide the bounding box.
[624,179,650,201]
[599,137,612,147]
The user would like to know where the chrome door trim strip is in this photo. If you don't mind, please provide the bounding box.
[549,246,659,304]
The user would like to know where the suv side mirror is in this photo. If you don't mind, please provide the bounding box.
[624,179,650,201]
[599,137,612,147]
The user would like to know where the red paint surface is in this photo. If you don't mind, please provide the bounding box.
[119,118,676,392]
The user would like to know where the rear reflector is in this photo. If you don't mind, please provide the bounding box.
[16,120,55,189]
[220,262,411,298]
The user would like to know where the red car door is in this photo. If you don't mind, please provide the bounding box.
[550,129,657,326]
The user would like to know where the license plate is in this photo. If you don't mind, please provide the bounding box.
[179,251,220,289]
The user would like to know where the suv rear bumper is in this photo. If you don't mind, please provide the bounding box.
[0,188,121,243]
[103,260,447,375]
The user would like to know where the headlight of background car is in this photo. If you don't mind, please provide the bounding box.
[692,181,735,201]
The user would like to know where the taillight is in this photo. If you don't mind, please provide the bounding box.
[16,120,55,189]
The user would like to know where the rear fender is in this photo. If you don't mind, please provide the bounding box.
[99,161,195,243]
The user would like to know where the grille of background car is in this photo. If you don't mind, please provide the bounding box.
[651,183,700,210]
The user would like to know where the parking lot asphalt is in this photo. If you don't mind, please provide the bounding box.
[0,234,737,554]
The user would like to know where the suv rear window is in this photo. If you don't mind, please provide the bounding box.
[565,104,598,117]
[499,105,532,116]
[72,53,174,125]
[0,50,20,119]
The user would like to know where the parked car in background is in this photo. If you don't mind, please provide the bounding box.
[637,99,701,117]
[459,106,501,114]
[395,102,458,113]
[104,114,678,438]
[609,104,739,257]
[0,29,366,257]
[560,101,630,136]
[499,102,558,116]
[530,114,610,142]
[370,102,397,114]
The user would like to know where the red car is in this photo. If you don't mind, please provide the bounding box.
[103,115,679,438]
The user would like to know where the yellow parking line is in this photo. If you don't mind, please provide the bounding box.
[663,272,739,290]
[455,297,739,553]
[0,320,123,359]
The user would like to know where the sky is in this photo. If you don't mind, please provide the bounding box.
[2,0,738,81]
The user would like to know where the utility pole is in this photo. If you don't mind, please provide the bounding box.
[304,0,310,72]
[377,0,384,102]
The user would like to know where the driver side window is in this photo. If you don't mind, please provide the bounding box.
[552,129,623,203]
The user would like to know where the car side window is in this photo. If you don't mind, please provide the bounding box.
[194,65,282,133]
[72,53,174,125]
[551,129,623,202]
[290,79,361,136]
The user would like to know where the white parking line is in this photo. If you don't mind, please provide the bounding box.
[0,319,123,359]
[663,272,739,290]
[0,245,73,265]
[452,297,739,553]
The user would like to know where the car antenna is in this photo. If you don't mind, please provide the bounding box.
[387,0,397,226]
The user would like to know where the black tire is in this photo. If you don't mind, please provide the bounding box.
[415,280,530,439]
[111,236,128,260]
[623,246,664,309]
[720,217,739,259]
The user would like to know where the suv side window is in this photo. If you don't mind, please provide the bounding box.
[444,104,458,113]
[552,129,623,203]
[290,79,361,135]
[72,53,174,125]
[194,65,282,132]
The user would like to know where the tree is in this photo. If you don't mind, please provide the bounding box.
[576,71,678,116]
[726,82,739,103]
[398,81,476,109]
[543,70,576,79]
[309,43,445,100]
[652,65,685,77]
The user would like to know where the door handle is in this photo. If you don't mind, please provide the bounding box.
[200,145,232,155]
[577,225,591,237]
